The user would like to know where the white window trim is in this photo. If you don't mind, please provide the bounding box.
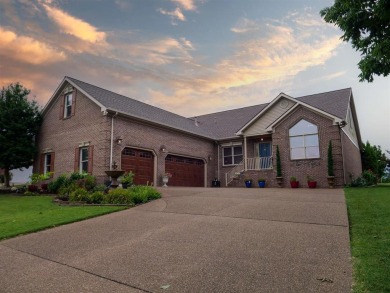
[79,147,88,173]
[64,93,73,118]
[44,153,51,175]
[222,145,243,166]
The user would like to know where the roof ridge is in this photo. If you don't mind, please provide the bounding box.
[295,87,351,99]
[194,103,269,118]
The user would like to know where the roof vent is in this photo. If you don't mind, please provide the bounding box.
[214,116,217,124]
[194,117,199,127]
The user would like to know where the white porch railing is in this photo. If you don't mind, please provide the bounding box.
[225,156,273,186]
[247,156,273,170]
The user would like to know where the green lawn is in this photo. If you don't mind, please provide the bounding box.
[0,194,126,240]
[345,184,390,292]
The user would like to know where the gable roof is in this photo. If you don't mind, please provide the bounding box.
[45,77,354,141]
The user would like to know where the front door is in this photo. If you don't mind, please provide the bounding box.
[258,142,272,169]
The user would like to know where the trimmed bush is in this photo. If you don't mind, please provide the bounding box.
[69,188,89,202]
[103,189,134,205]
[88,191,105,204]
[351,170,377,187]
[48,174,69,193]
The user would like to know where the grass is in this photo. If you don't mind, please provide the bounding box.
[345,183,390,292]
[0,194,126,240]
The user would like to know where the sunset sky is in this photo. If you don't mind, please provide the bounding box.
[1,0,389,152]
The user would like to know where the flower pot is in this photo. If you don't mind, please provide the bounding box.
[327,176,335,189]
[28,185,38,192]
[276,177,283,188]
[245,181,252,188]
[258,181,266,188]
[162,176,169,187]
[290,181,299,188]
[307,181,317,188]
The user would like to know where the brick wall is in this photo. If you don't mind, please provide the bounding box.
[272,106,344,188]
[112,116,216,186]
[34,85,110,183]
[341,130,362,183]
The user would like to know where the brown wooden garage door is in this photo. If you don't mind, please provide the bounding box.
[165,155,204,187]
[121,148,154,185]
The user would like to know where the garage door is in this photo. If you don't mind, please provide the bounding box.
[121,148,154,185]
[165,155,204,187]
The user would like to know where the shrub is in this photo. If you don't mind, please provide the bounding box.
[328,141,334,177]
[103,189,134,205]
[93,184,108,193]
[69,188,89,202]
[350,170,377,187]
[276,145,282,177]
[88,191,105,204]
[48,174,69,194]
[76,174,96,191]
[58,183,78,201]
[131,185,161,202]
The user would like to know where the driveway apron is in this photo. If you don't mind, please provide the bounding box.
[0,188,352,292]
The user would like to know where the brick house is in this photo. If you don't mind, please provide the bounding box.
[34,76,362,188]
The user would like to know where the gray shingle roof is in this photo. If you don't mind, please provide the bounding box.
[67,77,215,138]
[296,88,351,120]
[66,77,351,140]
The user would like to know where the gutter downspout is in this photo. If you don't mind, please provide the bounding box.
[110,112,119,170]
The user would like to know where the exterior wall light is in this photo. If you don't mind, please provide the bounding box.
[116,137,123,145]
[160,145,167,153]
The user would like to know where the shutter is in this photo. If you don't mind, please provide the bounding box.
[74,148,80,172]
[71,89,77,116]
[40,153,45,174]
[59,95,65,119]
[87,145,94,174]
[50,152,55,176]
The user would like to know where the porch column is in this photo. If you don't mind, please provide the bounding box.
[244,135,247,171]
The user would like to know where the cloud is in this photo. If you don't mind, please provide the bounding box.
[41,3,106,43]
[171,0,197,11]
[158,7,186,23]
[0,27,66,64]
[231,18,260,33]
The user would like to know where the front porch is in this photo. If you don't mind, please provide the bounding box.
[223,135,274,187]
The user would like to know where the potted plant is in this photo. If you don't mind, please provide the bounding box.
[307,176,317,188]
[120,171,134,189]
[290,176,299,188]
[244,178,253,188]
[39,172,53,192]
[258,178,266,188]
[162,172,172,187]
[327,141,335,188]
[28,173,41,192]
[276,145,283,187]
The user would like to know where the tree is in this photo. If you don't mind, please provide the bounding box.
[0,83,42,187]
[320,0,390,82]
[327,141,334,177]
[361,141,387,178]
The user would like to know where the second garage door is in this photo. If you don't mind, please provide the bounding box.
[165,155,204,187]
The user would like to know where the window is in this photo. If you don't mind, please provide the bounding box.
[289,119,319,159]
[223,145,243,166]
[40,152,55,175]
[80,147,89,173]
[74,145,93,173]
[64,93,72,118]
[44,153,52,174]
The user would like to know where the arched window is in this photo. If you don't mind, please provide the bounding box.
[289,119,319,159]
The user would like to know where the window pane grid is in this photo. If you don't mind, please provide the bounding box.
[223,146,243,166]
[289,120,319,160]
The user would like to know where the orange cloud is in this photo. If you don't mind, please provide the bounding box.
[171,0,196,11]
[0,27,66,64]
[158,7,186,22]
[42,3,106,43]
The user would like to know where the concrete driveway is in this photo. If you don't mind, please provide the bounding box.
[0,188,352,292]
